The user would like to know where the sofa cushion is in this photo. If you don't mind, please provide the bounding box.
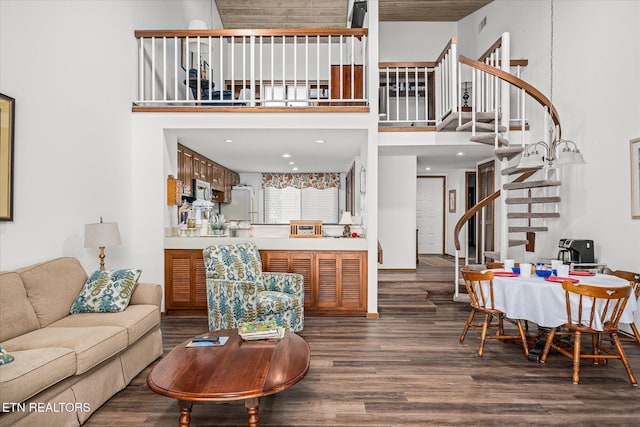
[19,258,88,327]
[257,291,293,315]
[0,347,76,403]
[1,326,127,375]
[0,272,40,342]
[49,304,160,345]
[70,269,141,313]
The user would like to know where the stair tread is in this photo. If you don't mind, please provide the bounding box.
[507,212,560,218]
[509,226,549,232]
[506,196,561,204]
[503,180,561,190]
[470,133,509,145]
[494,146,524,160]
[501,165,543,175]
[509,239,528,247]
[456,121,508,132]
[436,111,498,131]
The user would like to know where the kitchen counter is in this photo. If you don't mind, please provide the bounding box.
[164,236,368,251]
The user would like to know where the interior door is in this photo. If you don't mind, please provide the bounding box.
[477,160,495,260]
[416,176,445,254]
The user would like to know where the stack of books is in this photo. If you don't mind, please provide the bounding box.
[238,320,285,341]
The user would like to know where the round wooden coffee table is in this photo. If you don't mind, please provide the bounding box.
[147,329,310,427]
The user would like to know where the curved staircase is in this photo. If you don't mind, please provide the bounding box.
[453,54,564,264]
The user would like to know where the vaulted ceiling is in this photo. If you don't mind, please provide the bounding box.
[215,0,494,29]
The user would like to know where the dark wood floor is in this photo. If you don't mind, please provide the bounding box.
[85,257,640,426]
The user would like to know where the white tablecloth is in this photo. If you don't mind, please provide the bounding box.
[485,271,638,329]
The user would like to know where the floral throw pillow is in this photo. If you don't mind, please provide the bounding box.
[0,344,14,365]
[70,269,142,313]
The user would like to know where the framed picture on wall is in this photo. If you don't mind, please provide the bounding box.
[0,93,15,221]
[449,189,456,213]
[631,137,640,219]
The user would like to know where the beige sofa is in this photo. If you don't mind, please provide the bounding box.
[0,257,163,427]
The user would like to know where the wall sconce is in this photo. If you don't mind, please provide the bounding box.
[84,217,121,270]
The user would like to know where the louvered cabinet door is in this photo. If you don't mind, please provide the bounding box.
[315,253,339,308]
[193,254,207,307]
[165,250,194,309]
[315,252,367,313]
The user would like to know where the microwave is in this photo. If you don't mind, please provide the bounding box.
[193,179,211,201]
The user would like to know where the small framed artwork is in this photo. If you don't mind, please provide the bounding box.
[449,189,456,213]
[631,137,640,219]
[0,92,15,221]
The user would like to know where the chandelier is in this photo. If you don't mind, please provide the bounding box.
[518,138,585,168]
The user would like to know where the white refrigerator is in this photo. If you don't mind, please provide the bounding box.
[221,186,257,223]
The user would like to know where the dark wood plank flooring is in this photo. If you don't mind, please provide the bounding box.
[85,257,640,426]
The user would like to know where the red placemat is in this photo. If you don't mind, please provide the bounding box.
[569,270,595,276]
[493,271,519,277]
[545,276,579,284]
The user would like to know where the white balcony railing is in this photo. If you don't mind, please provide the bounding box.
[378,62,436,127]
[134,29,368,108]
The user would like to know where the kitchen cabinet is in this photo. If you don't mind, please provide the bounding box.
[164,249,207,315]
[165,249,368,316]
[261,250,367,316]
[176,144,239,203]
[177,144,193,198]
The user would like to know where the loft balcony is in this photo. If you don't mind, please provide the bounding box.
[132,28,369,112]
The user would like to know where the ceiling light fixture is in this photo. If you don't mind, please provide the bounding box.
[224,139,232,143]
[281,153,291,158]
[425,167,431,171]
[456,152,465,156]
[315,139,325,144]
[289,161,295,165]
[292,167,299,171]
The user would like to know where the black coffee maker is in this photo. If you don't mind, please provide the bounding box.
[557,239,595,264]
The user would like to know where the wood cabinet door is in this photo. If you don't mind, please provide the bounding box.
[338,252,366,310]
[330,65,364,105]
[315,253,339,308]
[193,254,207,307]
[177,146,193,197]
[165,250,194,308]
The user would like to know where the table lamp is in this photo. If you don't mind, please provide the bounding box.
[339,211,353,238]
[84,217,121,270]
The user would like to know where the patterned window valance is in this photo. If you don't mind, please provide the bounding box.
[262,173,340,189]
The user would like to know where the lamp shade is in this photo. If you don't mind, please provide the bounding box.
[84,222,121,248]
[339,211,353,225]
[517,152,544,169]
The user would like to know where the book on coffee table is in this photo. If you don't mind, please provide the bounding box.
[238,320,285,341]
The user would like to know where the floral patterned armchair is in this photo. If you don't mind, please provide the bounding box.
[202,242,304,332]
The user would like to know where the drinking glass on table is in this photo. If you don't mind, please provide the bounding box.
[520,263,532,278]
[503,259,515,271]
[557,264,570,277]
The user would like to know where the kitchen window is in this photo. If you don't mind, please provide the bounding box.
[262,173,340,224]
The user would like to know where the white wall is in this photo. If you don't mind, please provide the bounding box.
[0,0,214,273]
[378,155,417,269]
[379,22,457,62]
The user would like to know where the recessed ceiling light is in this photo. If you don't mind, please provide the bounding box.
[456,152,465,156]
[425,167,431,171]
[292,167,299,171]
[288,161,295,165]
[315,139,325,144]
[281,153,291,158]
[224,139,233,143]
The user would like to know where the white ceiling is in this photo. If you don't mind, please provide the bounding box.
[169,127,494,174]
[168,128,366,173]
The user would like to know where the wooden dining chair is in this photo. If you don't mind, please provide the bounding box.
[603,268,640,345]
[459,269,530,357]
[540,280,637,386]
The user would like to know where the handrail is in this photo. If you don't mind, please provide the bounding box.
[459,55,561,137]
[453,170,536,251]
[478,36,503,63]
[435,37,457,65]
[134,28,368,38]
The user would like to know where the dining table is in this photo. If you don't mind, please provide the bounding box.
[486,270,638,330]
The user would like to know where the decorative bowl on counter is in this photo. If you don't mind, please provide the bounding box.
[511,267,521,274]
